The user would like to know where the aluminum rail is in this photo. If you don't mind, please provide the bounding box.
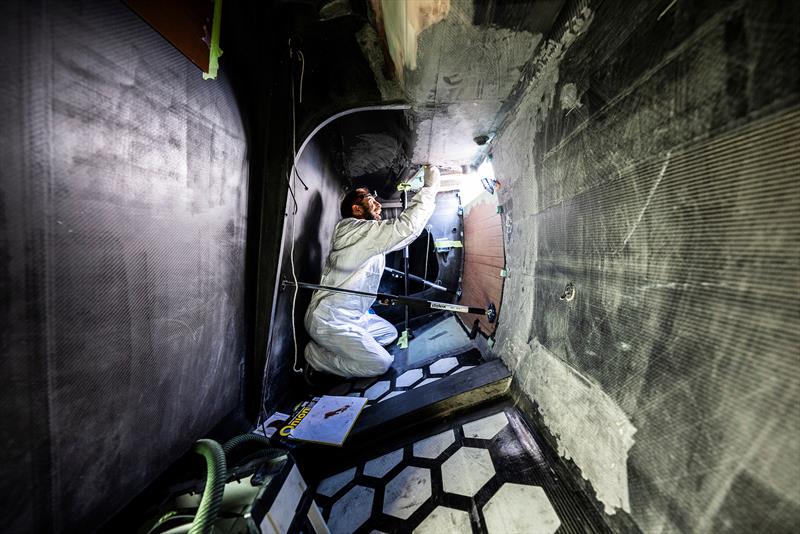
[282,280,496,322]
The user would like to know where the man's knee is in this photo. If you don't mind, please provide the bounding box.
[377,325,398,346]
[367,315,398,346]
[362,352,393,376]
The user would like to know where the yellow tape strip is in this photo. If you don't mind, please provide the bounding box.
[434,240,463,248]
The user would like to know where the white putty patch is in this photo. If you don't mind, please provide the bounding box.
[493,6,595,176]
[356,23,404,101]
[378,0,450,79]
[560,82,582,111]
[360,0,550,168]
[499,337,637,514]
[489,17,615,515]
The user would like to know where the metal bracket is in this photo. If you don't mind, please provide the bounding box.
[486,302,497,323]
[559,282,576,302]
[468,319,481,340]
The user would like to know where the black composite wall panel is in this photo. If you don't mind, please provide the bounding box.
[0,1,249,531]
[490,0,800,530]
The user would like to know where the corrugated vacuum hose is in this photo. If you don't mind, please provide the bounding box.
[222,433,284,466]
[146,435,283,534]
[188,439,227,534]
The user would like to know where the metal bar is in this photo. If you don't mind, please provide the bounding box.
[402,189,410,334]
[283,280,493,319]
[384,266,449,292]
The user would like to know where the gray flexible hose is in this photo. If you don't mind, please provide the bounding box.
[188,439,227,534]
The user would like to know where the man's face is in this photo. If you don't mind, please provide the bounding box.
[353,188,382,220]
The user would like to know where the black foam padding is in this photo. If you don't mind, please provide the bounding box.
[0,1,248,532]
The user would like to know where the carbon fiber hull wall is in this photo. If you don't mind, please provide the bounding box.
[490,0,799,531]
[263,127,347,411]
[0,2,248,532]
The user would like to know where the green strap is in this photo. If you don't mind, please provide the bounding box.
[397,329,409,349]
[203,0,223,80]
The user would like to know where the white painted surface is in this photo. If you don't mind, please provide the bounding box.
[413,506,471,534]
[307,500,331,534]
[267,465,307,534]
[406,316,473,364]
[413,429,455,459]
[496,338,636,513]
[442,447,495,496]
[364,448,404,478]
[482,484,560,534]
[379,390,405,402]
[316,467,356,497]
[429,356,459,374]
[260,515,278,534]
[365,380,391,399]
[462,411,508,440]
[396,368,424,387]
[328,485,374,534]
[383,466,432,519]
[413,377,440,389]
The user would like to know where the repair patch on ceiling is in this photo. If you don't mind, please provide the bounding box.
[362,0,547,167]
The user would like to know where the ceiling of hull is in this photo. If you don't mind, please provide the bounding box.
[304,0,566,183]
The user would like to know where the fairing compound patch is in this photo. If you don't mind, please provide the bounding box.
[500,337,636,515]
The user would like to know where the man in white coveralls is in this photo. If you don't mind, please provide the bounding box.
[304,165,441,378]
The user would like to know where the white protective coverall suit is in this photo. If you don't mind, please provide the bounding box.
[304,167,440,377]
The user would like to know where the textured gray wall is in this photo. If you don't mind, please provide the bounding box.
[490,0,799,531]
[0,1,248,531]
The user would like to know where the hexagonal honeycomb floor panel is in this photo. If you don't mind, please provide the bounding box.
[309,402,610,534]
[324,350,483,408]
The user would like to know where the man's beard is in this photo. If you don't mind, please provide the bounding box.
[360,203,380,220]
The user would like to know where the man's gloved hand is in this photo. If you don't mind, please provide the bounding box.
[423,164,441,189]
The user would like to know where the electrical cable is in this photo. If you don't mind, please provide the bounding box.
[283,41,301,216]
[293,50,309,190]
[285,176,299,214]
[298,50,305,104]
[258,40,306,427]
[289,44,302,374]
